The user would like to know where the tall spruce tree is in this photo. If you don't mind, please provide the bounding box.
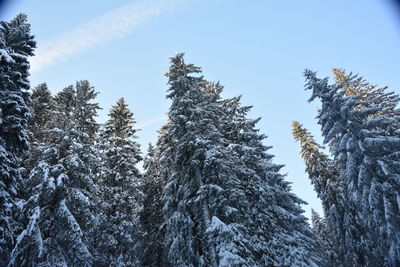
[9,81,101,266]
[218,94,321,266]
[8,83,54,267]
[0,14,35,266]
[161,53,257,266]
[21,83,54,174]
[304,69,400,266]
[292,120,363,266]
[28,83,54,142]
[159,53,321,266]
[94,97,143,266]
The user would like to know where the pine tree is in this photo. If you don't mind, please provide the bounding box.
[140,116,179,267]
[159,53,321,266]
[218,95,321,266]
[7,83,54,266]
[28,83,54,142]
[74,81,100,144]
[140,142,165,267]
[161,53,254,266]
[162,53,217,266]
[52,85,75,131]
[94,97,143,266]
[292,120,363,265]
[332,68,373,96]
[20,83,54,174]
[304,69,400,266]
[310,209,335,265]
[0,14,35,266]
[10,81,101,266]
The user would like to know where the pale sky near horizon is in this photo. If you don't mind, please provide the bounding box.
[2,0,400,220]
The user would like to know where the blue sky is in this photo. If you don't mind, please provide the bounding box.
[2,0,400,219]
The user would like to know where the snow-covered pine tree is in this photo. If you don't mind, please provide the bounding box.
[304,69,400,266]
[94,97,143,266]
[74,81,100,143]
[52,84,75,131]
[9,81,101,266]
[161,53,212,266]
[217,94,321,266]
[28,83,54,142]
[161,53,256,266]
[310,209,334,265]
[160,53,321,266]
[140,116,179,267]
[140,141,166,267]
[7,83,54,267]
[0,14,35,266]
[332,68,373,96]
[20,83,54,174]
[332,68,398,131]
[292,120,362,266]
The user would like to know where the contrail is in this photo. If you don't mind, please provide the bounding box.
[30,0,187,74]
[137,114,167,129]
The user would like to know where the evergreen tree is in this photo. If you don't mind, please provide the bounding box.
[310,209,335,265]
[159,53,321,266]
[8,83,55,266]
[332,68,373,96]
[28,83,54,142]
[292,120,363,265]
[161,53,253,266]
[9,81,100,266]
[94,97,143,266]
[218,95,321,266]
[52,85,75,132]
[140,117,178,267]
[21,83,54,174]
[74,81,100,144]
[0,14,35,266]
[140,142,165,267]
[304,69,400,266]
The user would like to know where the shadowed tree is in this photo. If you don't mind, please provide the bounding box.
[304,69,400,266]
[0,13,35,266]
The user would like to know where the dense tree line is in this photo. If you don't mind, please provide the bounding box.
[1,14,399,266]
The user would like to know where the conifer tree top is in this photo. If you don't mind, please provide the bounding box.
[332,68,374,96]
[292,121,323,155]
[104,97,137,139]
[165,52,203,100]
[1,13,36,57]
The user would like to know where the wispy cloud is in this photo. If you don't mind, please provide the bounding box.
[137,114,167,129]
[30,0,186,74]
